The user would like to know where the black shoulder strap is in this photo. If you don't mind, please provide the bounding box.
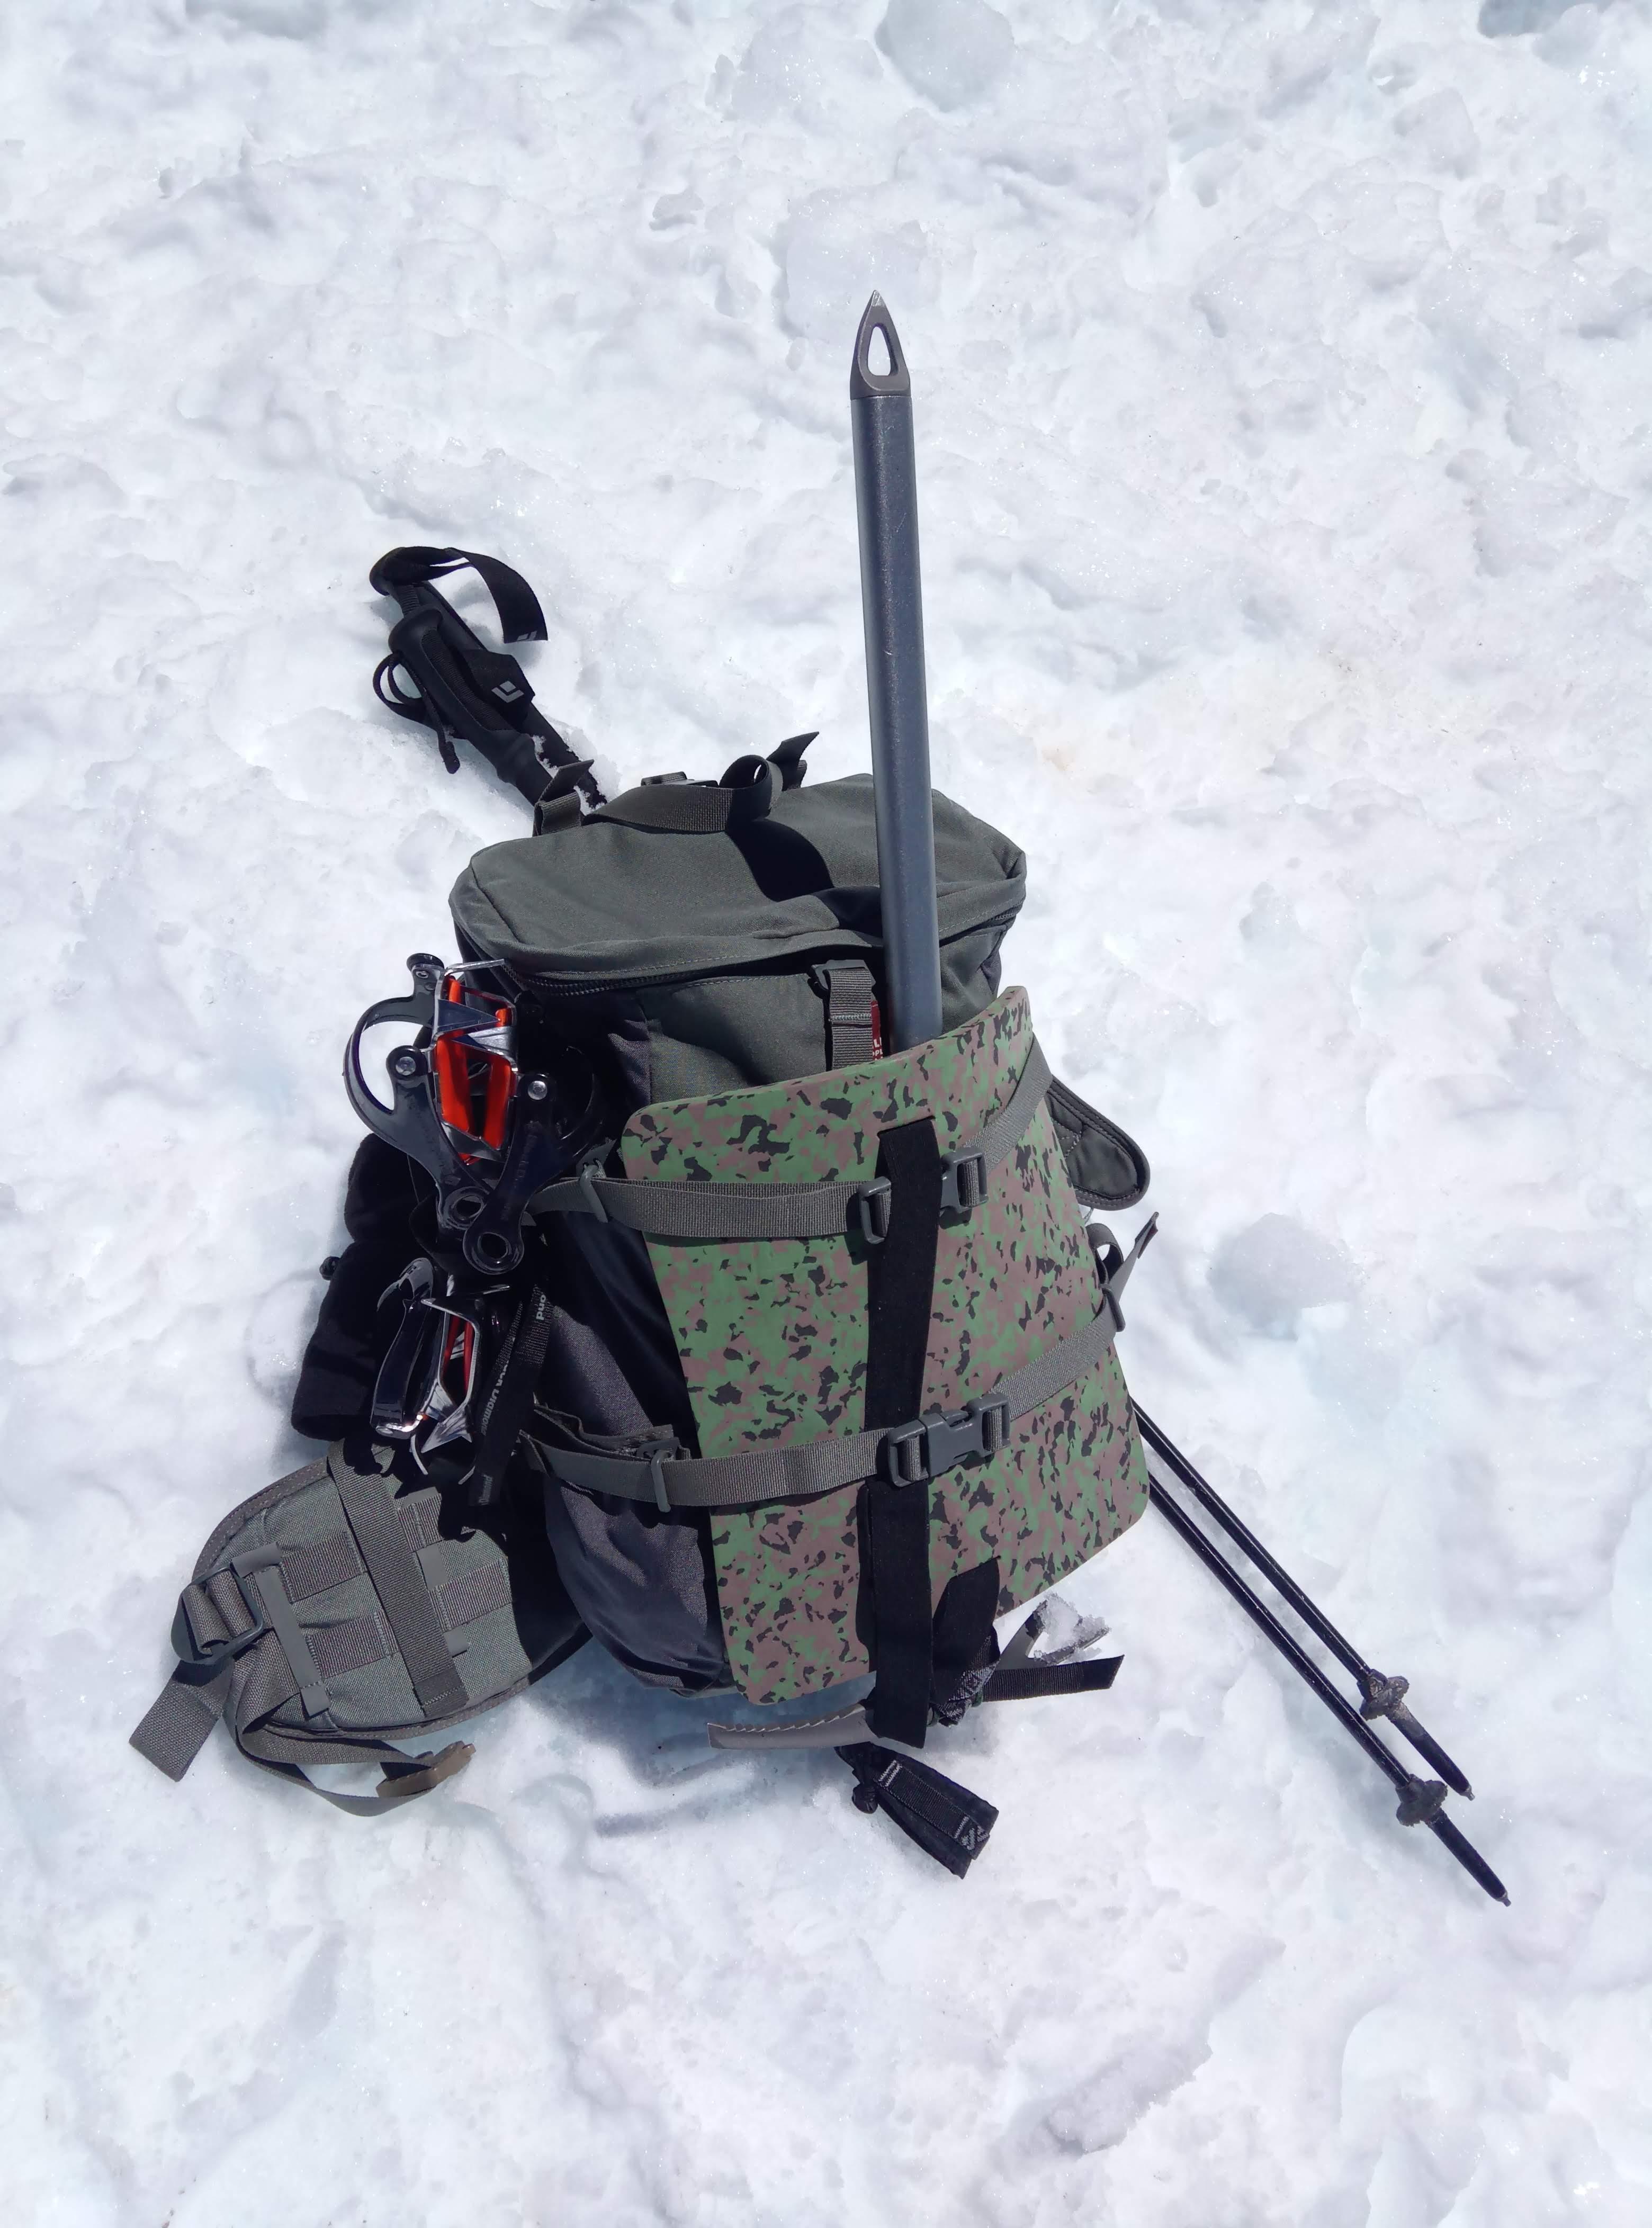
[370,546,604,811]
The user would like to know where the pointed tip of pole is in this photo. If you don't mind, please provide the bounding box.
[851,292,911,401]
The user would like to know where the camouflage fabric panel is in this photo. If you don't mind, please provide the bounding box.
[923,1098,1092,1406]
[622,989,1034,1456]
[619,990,1147,1703]
[707,1351,1146,1705]
[928,1344,1147,1612]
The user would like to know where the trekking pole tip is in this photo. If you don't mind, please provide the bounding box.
[851,293,911,400]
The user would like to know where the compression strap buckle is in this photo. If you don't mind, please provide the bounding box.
[880,1395,1009,1488]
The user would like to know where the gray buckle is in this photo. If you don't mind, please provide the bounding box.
[175,1549,331,1720]
[939,1149,987,1214]
[880,1395,1010,1487]
[173,1575,267,1673]
[856,1176,892,1245]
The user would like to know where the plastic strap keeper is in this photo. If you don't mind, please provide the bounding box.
[938,1149,987,1215]
[856,1176,892,1245]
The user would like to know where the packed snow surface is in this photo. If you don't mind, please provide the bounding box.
[4,2,1650,2221]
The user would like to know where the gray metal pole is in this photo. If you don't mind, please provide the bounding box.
[850,293,944,1052]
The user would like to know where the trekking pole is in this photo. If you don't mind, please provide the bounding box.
[1143,1457,1508,1904]
[1136,1408,1474,1798]
[850,292,944,1050]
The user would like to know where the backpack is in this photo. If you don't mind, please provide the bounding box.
[131,548,1156,1876]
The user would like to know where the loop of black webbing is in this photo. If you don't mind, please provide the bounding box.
[836,1743,998,1879]
[369,546,548,642]
[860,1117,943,1748]
[768,730,816,789]
[928,1560,1002,1724]
[466,1285,557,1509]
[982,1656,1124,1703]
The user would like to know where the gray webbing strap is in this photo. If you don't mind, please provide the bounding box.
[235,1670,474,1816]
[535,1284,1120,1514]
[329,1449,469,1718]
[594,783,734,832]
[130,1667,232,1782]
[592,772,774,833]
[813,959,877,1068]
[176,1566,257,1652]
[232,1548,331,1718]
[281,1528,362,1601]
[706,1701,871,1752]
[527,1037,1053,1243]
[309,1614,392,1680]
[437,1560,511,1632]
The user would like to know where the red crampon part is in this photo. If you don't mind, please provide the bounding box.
[432,973,515,1155]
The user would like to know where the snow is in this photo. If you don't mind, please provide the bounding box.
[3,0,1650,2220]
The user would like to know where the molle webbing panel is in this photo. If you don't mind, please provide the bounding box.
[619,989,1148,1704]
[131,1443,588,1804]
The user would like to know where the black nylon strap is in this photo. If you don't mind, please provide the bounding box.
[930,1560,1002,1722]
[837,1742,998,1878]
[862,1119,942,1747]
[983,1655,1124,1702]
[369,546,547,642]
[468,1284,557,1509]
[329,1449,469,1718]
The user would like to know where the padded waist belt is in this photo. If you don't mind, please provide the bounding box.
[530,1232,1144,1514]
[527,1037,1052,1242]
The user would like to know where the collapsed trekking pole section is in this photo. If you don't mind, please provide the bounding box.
[1137,1408,1508,1905]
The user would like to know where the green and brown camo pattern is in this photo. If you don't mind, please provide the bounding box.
[620,989,1148,1703]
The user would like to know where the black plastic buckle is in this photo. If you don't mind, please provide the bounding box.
[939,1149,987,1214]
[879,1395,1010,1487]
[856,1176,892,1245]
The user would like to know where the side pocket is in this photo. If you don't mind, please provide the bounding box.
[1046,1074,1151,1210]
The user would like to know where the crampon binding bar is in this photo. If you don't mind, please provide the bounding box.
[344,953,601,1278]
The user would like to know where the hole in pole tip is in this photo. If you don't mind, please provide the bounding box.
[850,293,911,399]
